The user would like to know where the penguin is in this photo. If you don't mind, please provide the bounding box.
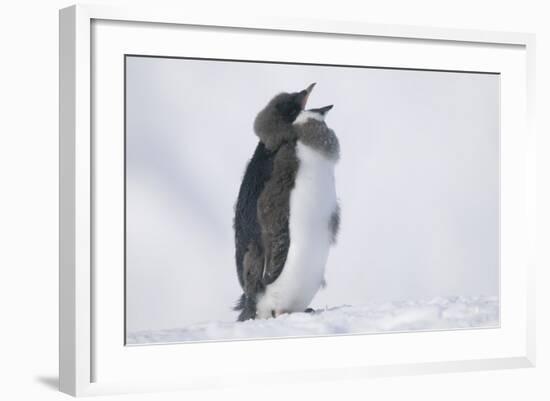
[255,104,340,319]
[233,85,340,321]
[233,83,315,321]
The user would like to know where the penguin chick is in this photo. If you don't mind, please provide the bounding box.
[254,105,341,319]
[234,84,317,321]
[293,105,341,245]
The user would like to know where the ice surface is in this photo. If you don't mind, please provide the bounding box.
[127,295,499,345]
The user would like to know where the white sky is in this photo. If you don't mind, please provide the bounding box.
[125,56,500,333]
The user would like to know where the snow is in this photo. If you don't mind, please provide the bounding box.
[126,295,499,345]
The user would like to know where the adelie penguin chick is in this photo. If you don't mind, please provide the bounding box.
[233,86,340,321]
[255,104,340,319]
[233,84,317,321]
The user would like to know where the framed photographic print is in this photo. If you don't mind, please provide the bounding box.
[59,4,536,397]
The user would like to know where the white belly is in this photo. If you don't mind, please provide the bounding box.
[256,142,337,318]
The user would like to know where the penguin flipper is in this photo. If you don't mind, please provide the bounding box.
[329,203,341,244]
[257,141,299,285]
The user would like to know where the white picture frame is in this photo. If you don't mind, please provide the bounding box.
[59,3,536,397]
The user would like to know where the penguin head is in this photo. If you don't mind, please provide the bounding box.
[293,104,340,161]
[254,83,316,150]
[294,105,334,125]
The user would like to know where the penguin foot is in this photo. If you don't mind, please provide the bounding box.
[271,310,289,318]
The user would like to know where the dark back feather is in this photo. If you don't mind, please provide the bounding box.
[233,142,275,290]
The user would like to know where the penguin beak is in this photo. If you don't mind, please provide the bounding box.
[307,105,334,116]
[298,83,316,110]
[317,105,334,115]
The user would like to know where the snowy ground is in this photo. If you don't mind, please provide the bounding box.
[127,295,499,345]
